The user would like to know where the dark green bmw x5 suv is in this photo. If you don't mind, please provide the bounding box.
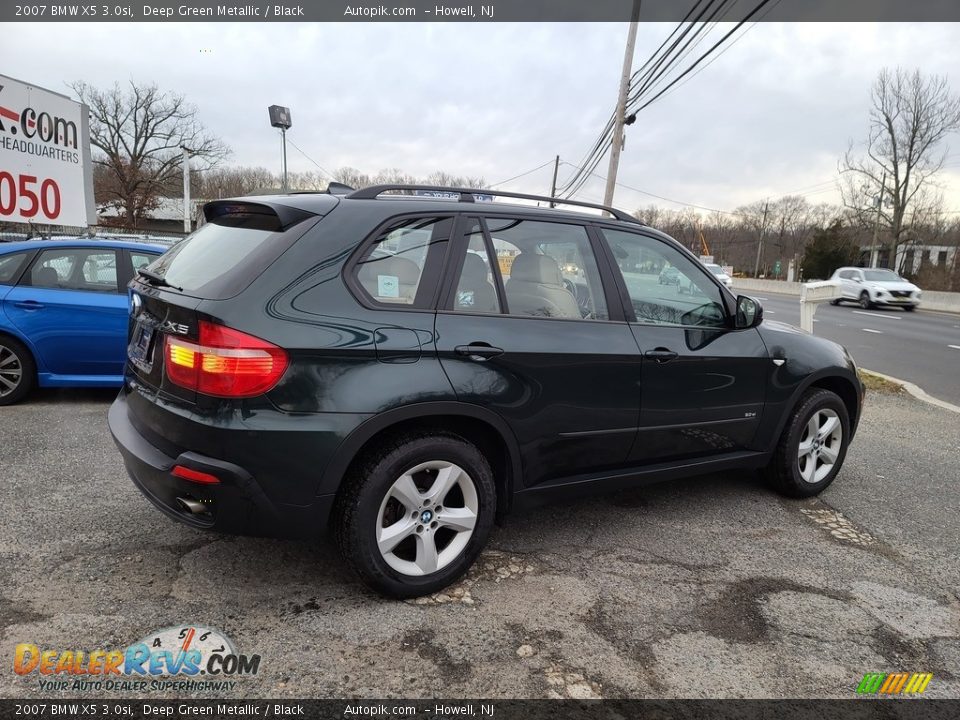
[109,185,864,597]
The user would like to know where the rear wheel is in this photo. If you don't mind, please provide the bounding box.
[0,337,35,406]
[765,388,850,498]
[829,298,840,306]
[859,291,873,309]
[335,432,496,598]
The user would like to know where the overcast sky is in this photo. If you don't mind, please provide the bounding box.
[7,21,960,215]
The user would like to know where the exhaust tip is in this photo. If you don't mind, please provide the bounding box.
[175,496,209,516]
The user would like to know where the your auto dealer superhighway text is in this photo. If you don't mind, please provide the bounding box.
[142,5,304,16]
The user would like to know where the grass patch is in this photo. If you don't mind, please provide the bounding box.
[858,370,904,394]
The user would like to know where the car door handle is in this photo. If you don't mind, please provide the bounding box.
[13,300,44,310]
[455,344,504,361]
[644,348,678,363]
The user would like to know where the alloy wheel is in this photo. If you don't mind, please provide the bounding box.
[0,344,23,398]
[797,408,843,484]
[376,460,479,576]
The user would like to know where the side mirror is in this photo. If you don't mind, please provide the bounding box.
[735,295,763,329]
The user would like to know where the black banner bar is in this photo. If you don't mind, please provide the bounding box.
[2,0,960,23]
[2,700,959,720]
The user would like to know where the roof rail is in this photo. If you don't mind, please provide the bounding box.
[344,184,640,223]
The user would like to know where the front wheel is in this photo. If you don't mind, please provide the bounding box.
[335,432,496,598]
[859,291,873,309]
[904,305,916,312]
[765,388,850,498]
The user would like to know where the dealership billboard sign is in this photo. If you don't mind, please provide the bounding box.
[0,73,95,228]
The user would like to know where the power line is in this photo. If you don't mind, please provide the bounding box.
[631,0,779,116]
[285,137,334,179]
[559,0,768,200]
[559,3,723,196]
[559,3,709,193]
[489,159,556,188]
[632,0,783,112]
[561,161,734,214]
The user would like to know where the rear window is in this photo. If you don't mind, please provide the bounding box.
[143,213,318,299]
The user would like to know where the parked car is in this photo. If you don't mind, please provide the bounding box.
[704,262,733,289]
[109,186,864,598]
[829,267,921,311]
[658,266,680,285]
[0,239,167,405]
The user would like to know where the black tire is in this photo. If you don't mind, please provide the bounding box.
[0,336,36,407]
[764,388,850,498]
[829,299,840,306]
[904,305,915,312]
[859,291,873,309]
[334,432,496,598]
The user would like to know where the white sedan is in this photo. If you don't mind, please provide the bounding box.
[829,267,921,311]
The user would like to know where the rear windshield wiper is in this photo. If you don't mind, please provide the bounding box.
[137,268,183,292]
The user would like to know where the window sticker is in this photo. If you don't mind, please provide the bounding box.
[378,275,400,298]
[457,290,475,307]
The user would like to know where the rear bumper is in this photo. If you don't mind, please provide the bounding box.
[108,392,334,538]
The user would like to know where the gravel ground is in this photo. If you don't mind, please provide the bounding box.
[1,387,958,700]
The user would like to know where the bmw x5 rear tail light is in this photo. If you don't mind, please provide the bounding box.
[164,321,289,398]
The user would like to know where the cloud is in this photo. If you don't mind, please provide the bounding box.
[5,21,960,213]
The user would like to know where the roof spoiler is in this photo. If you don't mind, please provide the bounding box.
[326,182,355,196]
[203,200,314,231]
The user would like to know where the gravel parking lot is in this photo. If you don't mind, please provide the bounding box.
[1,387,958,700]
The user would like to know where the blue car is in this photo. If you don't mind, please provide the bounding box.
[0,239,168,405]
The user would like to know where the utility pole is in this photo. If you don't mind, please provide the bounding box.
[870,171,886,268]
[753,199,769,278]
[549,155,560,208]
[181,145,193,234]
[602,0,640,210]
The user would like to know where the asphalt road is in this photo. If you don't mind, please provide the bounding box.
[734,287,960,406]
[1,388,958,700]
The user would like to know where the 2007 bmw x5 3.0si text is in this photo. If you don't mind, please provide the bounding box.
[109,185,864,597]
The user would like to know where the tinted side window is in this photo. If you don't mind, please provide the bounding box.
[27,249,119,293]
[484,218,608,320]
[353,216,452,308]
[602,229,726,328]
[0,252,30,285]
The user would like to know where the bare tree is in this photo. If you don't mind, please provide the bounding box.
[841,68,960,270]
[70,80,230,227]
[194,166,276,198]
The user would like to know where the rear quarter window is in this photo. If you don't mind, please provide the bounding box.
[0,252,30,285]
[351,216,452,309]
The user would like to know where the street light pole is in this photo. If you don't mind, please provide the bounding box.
[602,0,640,210]
[281,128,288,193]
[181,145,193,234]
